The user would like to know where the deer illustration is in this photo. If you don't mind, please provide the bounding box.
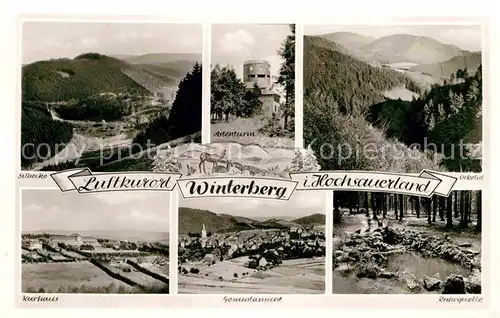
[213,160,233,174]
[198,149,227,174]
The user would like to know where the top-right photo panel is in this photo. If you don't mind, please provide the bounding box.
[303,24,483,173]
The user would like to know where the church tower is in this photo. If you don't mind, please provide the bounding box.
[201,224,207,239]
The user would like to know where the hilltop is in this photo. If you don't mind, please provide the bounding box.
[410,52,482,77]
[293,213,326,225]
[318,32,376,51]
[22,53,183,102]
[117,53,202,65]
[178,207,324,235]
[304,35,421,115]
[361,34,466,64]
[304,31,482,173]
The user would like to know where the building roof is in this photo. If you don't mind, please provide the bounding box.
[243,60,270,65]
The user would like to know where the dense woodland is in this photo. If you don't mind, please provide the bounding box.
[134,62,202,147]
[303,35,482,173]
[304,36,421,117]
[332,190,482,232]
[21,101,73,167]
[368,66,482,172]
[22,53,149,101]
[277,24,296,131]
[54,94,135,122]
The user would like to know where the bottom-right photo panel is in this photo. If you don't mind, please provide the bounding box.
[332,190,482,295]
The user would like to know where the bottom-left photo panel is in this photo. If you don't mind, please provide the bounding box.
[20,189,171,294]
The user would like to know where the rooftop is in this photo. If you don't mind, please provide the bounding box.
[243,60,270,65]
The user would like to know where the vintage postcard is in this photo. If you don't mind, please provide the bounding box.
[10,14,491,312]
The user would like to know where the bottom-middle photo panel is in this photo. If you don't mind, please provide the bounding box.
[177,192,327,294]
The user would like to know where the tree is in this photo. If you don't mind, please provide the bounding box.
[301,145,321,172]
[151,148,182,173]
[211,65,261,120]
[415,196,420,218]
[133,63,202,147]
[277,24,295,130]
[333,192,341,225]
[168,62,203,139]
[446,193,453,228]
[476,191,482,231]
[289,148,305,172]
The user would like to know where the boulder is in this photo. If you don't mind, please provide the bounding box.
[379,271,397,279]
[465,270,482,294]
[334,250,344,258]
[401,272,421,291]
[442,275,466,294]
[423,275,442,291]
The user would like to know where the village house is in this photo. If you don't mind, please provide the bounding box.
[258,257,268,267]
[49,233,100,248]
[22,239,42,251]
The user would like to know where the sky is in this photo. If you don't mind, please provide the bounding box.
[22,189,170,232]
[304,25,482,51]
[180,192,325,219]
[211,24,291,79]
[22,22,203,64]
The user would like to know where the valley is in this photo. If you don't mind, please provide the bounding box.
[21,52,203,171]
[304,28,482,173]
[177,206,326,294]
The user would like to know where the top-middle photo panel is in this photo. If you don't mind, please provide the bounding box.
[210,24,295,148]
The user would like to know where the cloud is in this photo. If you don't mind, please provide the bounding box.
[217,29,255,55]
[92,191,166,205]
[80,37,99,49]
[181,192,325,218]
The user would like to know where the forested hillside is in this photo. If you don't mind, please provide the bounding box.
[410,52,482,78]
[304,36,421,116]
[303,34,482,173]
[22,53,151,101]
[21,102,73,167]
[133,63,202,147]
[368,66,482,171]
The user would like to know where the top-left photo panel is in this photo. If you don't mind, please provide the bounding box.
[20,21,203,172]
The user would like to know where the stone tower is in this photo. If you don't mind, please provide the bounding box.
[242,60,281,121]
[243,60,271,89]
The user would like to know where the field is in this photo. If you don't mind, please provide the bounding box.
[105,265,168,287]
[178,256,325,294]
[22,261,132,293]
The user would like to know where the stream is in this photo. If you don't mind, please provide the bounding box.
[332,214,477,294]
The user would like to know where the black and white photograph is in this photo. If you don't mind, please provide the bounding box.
[177,192,326,294]
[21,21,202,172]
[331,190,482,294]
[21,189,170,294]
[210,23,295,149]
[303,25,483,173]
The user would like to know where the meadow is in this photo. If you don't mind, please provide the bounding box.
[22,261,132,293]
